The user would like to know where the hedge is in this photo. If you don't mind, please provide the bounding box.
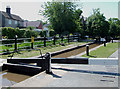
[2,27,55,39]
[2,27,38,39]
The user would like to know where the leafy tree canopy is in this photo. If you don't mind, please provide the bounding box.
[87,8,109,38]
[41,2,82,35]
[108,18,120,37]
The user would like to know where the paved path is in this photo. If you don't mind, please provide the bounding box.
[12,64,119,87]
[109,40,119,58]
[109,48,120,58]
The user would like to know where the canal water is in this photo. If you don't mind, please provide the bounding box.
[0,70,31,86]
[1,43,100,86]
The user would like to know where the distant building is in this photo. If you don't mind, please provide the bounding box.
[0,6,24,28]
[24,21,43,29]
[24,21,50,37]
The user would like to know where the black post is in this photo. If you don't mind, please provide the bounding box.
[78,34,80,42]
[73,35,74,42]
[14,35,17,51]
[53,36,56,45]
[104,41,106,47]
[86,45,89,56]
[112,40,113,43]
[61,35,63,43]
[44,36,46,47]
[68,35,69,43]
[112,38,113,43]
[44,52,52,74]
[31,43,33,49]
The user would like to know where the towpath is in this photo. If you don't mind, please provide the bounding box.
[70,41,119,58]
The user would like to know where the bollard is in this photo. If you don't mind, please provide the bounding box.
[104,41,106,47]
[86,45,89,56]
[112,39,113,43]
[44,52,52,74]
[14,35,17,51]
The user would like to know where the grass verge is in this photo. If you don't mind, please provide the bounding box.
[82,43,118,58]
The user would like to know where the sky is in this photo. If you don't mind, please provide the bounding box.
[81,2,118,20]
[0,0,119,21]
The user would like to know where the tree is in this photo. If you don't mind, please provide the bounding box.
[87,8,109,38]
[41,2,82,35]
[108,18,120,38]
[74,9,84,35]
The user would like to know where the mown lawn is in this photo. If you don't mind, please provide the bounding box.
[82,43,118,58]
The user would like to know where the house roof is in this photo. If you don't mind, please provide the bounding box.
[38,22,43,29]
[1,11,23,21]
[24,21,42,28]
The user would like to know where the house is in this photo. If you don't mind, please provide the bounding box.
[24,20,43,29]
[24,21,50,37]
[0,6,24,28]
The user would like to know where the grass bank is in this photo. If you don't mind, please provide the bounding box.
[0,39,68,53]
[0,42,89,59]
[82,43,118,58]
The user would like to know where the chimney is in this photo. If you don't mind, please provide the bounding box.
[6,6,11,14]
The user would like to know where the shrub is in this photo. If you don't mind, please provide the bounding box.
[39,31,47,37]
[26,26,36,30]
[25,30,38,38]
[16,28,26,38]
[2,27,39,39]
[49,31,55,36]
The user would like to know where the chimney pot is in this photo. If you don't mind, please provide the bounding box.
[6,6,11,14]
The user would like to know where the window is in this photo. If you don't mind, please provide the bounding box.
[9,20,12,24]
[15,21,17,24]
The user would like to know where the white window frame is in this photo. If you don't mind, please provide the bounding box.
[9,20,12,24]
